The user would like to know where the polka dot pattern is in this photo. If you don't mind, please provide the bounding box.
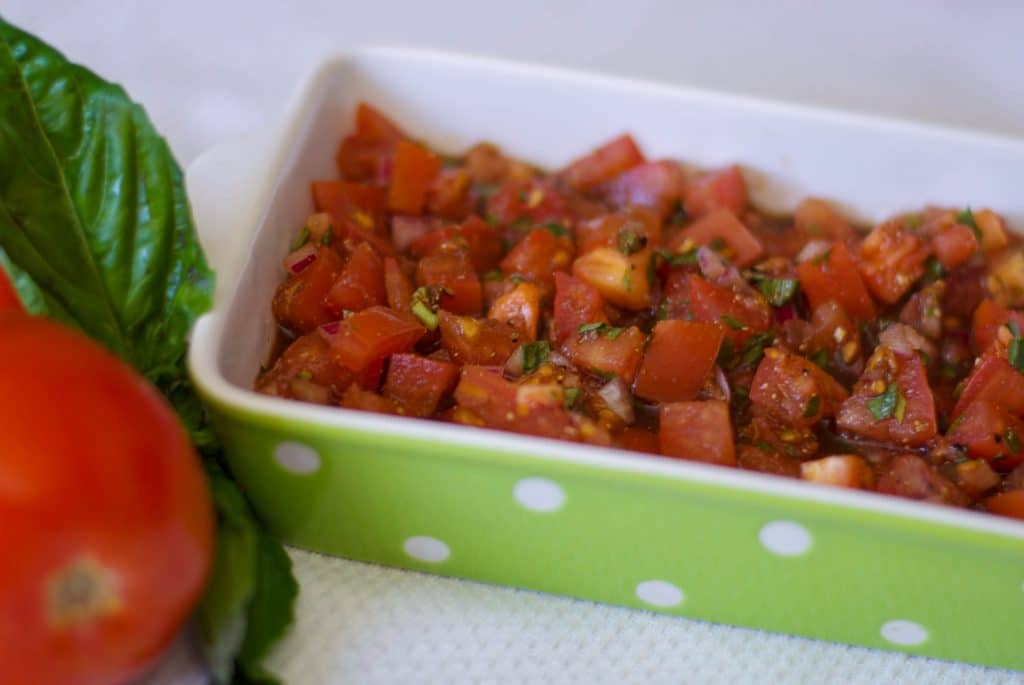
[881,620,928,646]
[513,477,566,512]
[635,580,685,608]
[274,441,321,474]
[759,520,812,557]
[403,536,450,563]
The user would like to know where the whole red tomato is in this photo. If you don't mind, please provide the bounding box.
[0,313,215,685]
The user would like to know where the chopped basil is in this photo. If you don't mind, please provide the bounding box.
[1005,427,1021,453]
[522,341,550,375]
[1009,321,1022,337]
[290,226,310,251]
[809,348,830,370]
[483,269,503,282]
[296,369,313,381]
[708,237,727,252]
[721,315,746,330]
[654,246,699,267]
[578,322,605,334]
[616,226,646,255]
[922,257,945,284]
[867,383,904,421]
[948,412,967,433]
[755,277,800,307]
[1009,335,1024,372]
[578,322,625,340]
[509,275,526,285]
[605,326,625,340]
[918,349,932,366]
[564,387,580,409]
[667,199,688,225]
[716,337,735,367]
[320,228,334,246]
[753,440,775,453]
[485,213,500,227]
[544,222,569,237]
[956,207,983,243]
[903,213,923,229]
[623,266,633,292]
[739,332,774,367]
[803,395,821,419]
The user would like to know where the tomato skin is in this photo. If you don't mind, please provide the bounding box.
[565,325,646,381]
[416,255,483,315]
[931,221,978,270]
[575,209,661,256]
[671,209,764,268]
[272,246,345,334]
[488,281,543,341]
[946,400,1024,472]
[354,102,405,141]
[687,274,771,344]
[324,306,426,374]
[682,165,747,218]
[603,160,686,219]
[984,490,1024,519]
[749,348,849,428]
[427,167,473,219]
[383,353,460,417]
[836,347,937,446]
[659,400,736,466]
[410,215,504,274]
[551,272,608,345]
[486,179,572,227]
[561,134,644,191]
[257,332,354,402]
[325,242,386,315]
[571,246,651,310]
[388,140,442,215]
[0,316,213,685]
[970,299,1024,355]
[501,228,574,290]
[796,242,876,322]
[383,257,413,311]
[438,311,523,366]
[634,320,724,402]
[952,344,1024,420]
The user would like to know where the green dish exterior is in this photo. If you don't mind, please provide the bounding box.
[202,392,1024,671]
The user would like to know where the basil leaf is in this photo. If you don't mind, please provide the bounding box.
[1009,335,1024,372]
[956,207,983,243]
[721,315,746,330]
[803,395,821,419]
[522,340,550,375]
[755,277,800,307]
[867,383,903,421]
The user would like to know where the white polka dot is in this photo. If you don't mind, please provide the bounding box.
[403,536,450,563]
[635,580,685,608]
[881,620,928,646]
[273,441,321,474]
[759,520,812,556]
[513,477,566,512]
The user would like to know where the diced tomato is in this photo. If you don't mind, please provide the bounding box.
[800,455,874,489]
[670,208,764,268]
[324,242,386,315]
[737,444,801,477]
[616,427,661,454]
[551,272,608,345]
[749,348,849,428]
[488,282,543,341]
[256,333,354,401]
[438,311,523,365]
[391,215,441,252]
[974,208,1010,253]
[271,246,344,333]
[931,222,978,270]
[683,165,748,219]
[796,242,876,321]
[687,274,771,344]
[565,325,645,381]
[794,197,853,242]
[323,306,426,374]
[341,384,400,414]
[410,215,504,273]
[486,179,572,226]
[984,490,1024,520]
[561,134,644,191]
[899,281,944,341]
[952,344,1024,419]
[501,228,575,289]
[453,367,577,440]
[388,140,442,215]
[336,137,394,183]
[383,257,413,311]
[427,167,472,219]
[312,180,386,230]
[857,221,930,304]
[659,400,736,466]
[946,399,1024,472]
[571,247,651,310]
[354,102,405,141]
[603,160,686,219]
[575,209,661,255]
[876,454,969,506]
[383,353,460,417]
[633,320,724,402]
[836,347,937,447]
[971,299,1024,354]
[416,255,483,315]
[659,268,694,320]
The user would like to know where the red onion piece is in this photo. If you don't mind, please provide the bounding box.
[597,376,634,424]
[284,243,317,274]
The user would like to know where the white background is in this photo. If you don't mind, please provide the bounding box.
[6,1,1024,683]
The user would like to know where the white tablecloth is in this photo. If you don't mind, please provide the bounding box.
[7,1,1023,683]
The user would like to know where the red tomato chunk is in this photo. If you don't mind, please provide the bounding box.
[257,101,1024,519]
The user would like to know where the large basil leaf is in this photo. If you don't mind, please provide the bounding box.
[0,17,295,684]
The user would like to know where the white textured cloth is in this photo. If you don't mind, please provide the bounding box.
[7,2,1024,683]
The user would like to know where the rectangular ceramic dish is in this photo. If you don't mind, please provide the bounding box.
[186,47,1024,670]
